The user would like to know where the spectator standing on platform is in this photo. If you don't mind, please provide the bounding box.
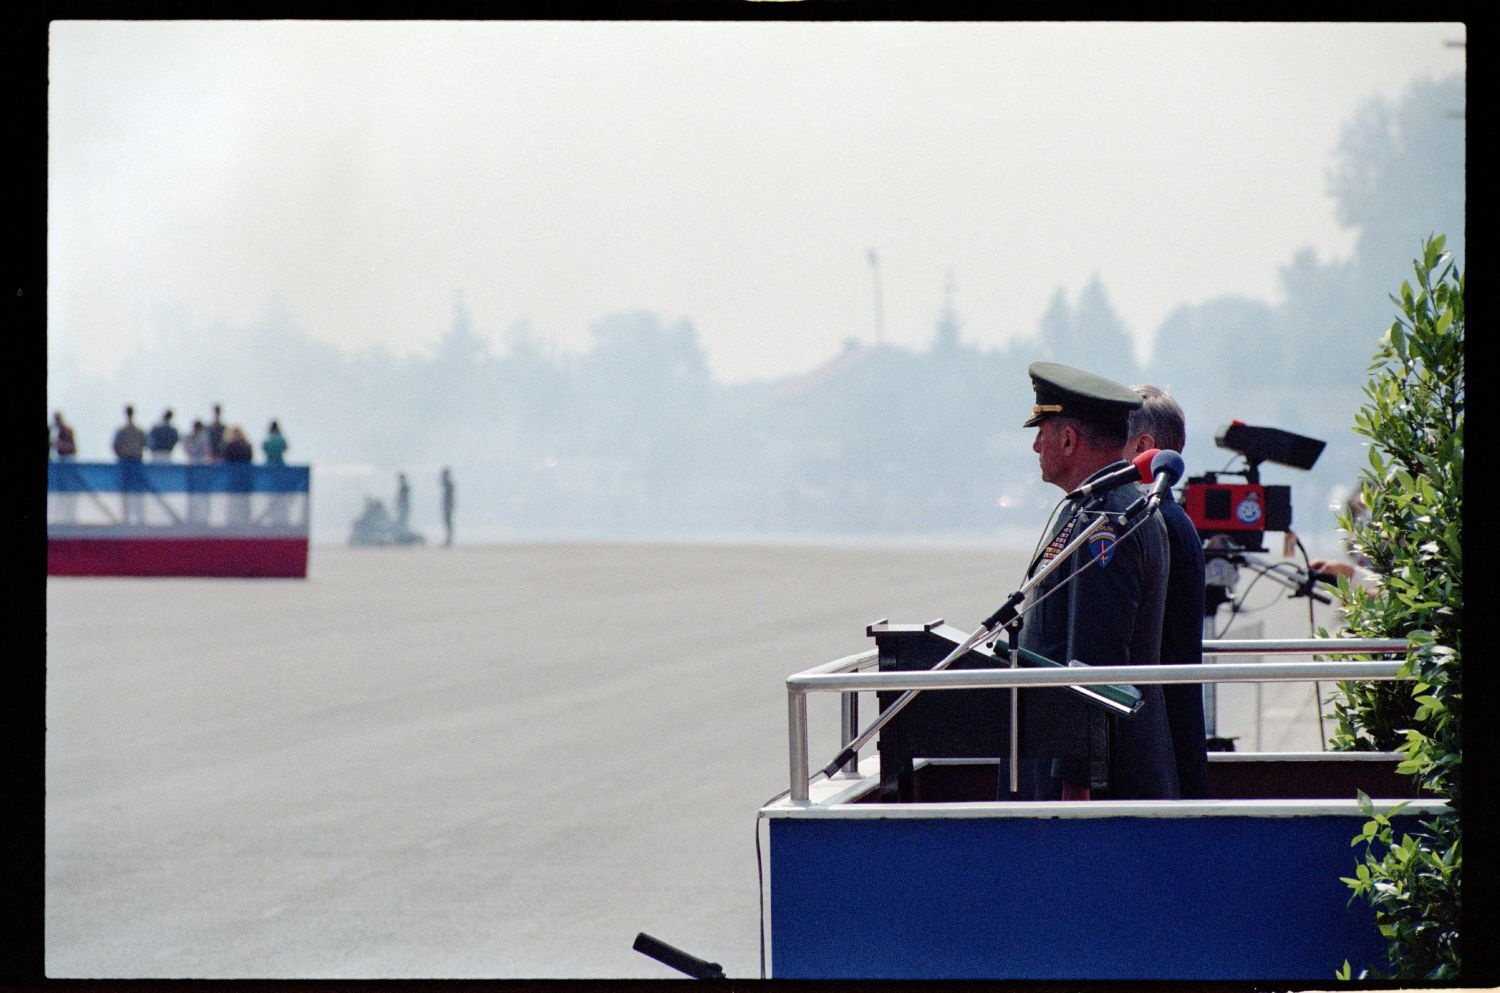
[1125,383,1210,800]
[51,411,79,523]
[263,421,290,526]
[51,412,77,461]
[440,467,455,546]
[147,409,180,462]
[207,404,227,461]
[221,426,253,463]
[183,419,212,525]
[113,405,146,461]
[183,420,212,464]
[262,421,289,464]
[395,472,411,530]
[112,405,147,524]
[221,425,254,526]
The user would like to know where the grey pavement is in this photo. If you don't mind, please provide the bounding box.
[45,541,1350,978]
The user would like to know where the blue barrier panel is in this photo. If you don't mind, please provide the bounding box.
[770,810,1402,980]
[48,461,309,494]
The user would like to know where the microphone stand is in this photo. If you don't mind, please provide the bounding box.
[819,494,1155,796]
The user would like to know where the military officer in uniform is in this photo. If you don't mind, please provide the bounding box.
[1015,362,1179,800]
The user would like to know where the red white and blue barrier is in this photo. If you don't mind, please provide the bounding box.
[47,461,310,577]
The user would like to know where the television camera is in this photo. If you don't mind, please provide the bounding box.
[1179,421,1330,750]
[1182,421,1325,554]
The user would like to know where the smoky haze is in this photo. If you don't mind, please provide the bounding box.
[45,24,1465,552]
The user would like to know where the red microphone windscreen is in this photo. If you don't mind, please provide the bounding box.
[1131,447,1161,483]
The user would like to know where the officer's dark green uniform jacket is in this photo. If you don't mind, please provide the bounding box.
[1017,462,1181,799]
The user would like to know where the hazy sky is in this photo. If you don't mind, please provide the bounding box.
[48,20,1465,384]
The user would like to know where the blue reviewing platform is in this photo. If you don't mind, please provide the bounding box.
[763,753,1441,980]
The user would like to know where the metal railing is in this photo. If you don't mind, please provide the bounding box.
[784,637,1413,803]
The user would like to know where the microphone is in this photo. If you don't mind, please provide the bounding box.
[1064,448,1158,501]
[1140,449,1186,510]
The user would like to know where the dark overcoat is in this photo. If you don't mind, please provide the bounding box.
[1160,498,1210,798]
[1016,461,1179,799]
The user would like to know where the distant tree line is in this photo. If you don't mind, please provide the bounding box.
[47,75,1462,545]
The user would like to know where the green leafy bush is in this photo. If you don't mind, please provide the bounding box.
[1325,236,1462,979]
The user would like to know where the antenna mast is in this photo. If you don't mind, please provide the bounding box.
[867,249,885,345]
[935,269,960,349]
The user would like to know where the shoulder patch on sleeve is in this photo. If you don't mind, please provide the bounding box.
[1087,522,1118,566]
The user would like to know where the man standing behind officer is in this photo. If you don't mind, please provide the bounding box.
[1125,384,1210,799]
[1017,362,1177,801]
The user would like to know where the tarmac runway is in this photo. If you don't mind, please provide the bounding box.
[44,540,1349,978]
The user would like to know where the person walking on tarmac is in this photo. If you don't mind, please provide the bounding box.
[395,472,411,531]
[440,467,455,546]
